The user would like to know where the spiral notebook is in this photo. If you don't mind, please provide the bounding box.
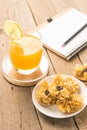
[33,8,87,60]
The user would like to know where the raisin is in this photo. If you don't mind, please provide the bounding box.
[56,86,63,91]
[82,68,87,73]
[45,90,49,95]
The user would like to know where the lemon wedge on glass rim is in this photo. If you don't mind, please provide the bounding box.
[3,20,23,40]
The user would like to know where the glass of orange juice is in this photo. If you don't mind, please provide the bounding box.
[4,20,43,74]
[9,34,43,74]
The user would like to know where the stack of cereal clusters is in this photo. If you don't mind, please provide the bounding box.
[36,74,83,113]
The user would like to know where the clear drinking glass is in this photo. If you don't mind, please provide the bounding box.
[9,34,43,74]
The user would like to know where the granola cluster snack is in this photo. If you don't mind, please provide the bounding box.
[35,80,56,106]
[35,74,83,114]
[73,64,87,81]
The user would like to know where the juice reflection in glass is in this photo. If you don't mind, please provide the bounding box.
[9,35,43,74]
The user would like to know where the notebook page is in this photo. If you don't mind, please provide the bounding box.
[38,8,87,58]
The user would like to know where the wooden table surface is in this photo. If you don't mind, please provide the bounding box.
[0,0,87,130]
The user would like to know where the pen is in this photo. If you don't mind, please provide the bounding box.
[62,23,87,46]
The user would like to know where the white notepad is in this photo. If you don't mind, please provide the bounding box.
[33,8,87,60]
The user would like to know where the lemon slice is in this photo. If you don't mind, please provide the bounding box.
[12,42,24,55]
[3,20,23,40]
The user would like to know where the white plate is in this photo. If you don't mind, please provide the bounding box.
[32,74,87,118]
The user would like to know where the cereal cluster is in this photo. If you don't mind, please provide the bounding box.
[35,74,83,113]
[73,64,87,81]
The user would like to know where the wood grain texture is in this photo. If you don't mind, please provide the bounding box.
[0,0,87,130]
[73,0,87,13]
[26,0,56,25]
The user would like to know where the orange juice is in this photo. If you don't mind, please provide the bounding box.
[9,35,43,70]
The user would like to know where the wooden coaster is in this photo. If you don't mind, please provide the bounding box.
[2,55,49,86]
